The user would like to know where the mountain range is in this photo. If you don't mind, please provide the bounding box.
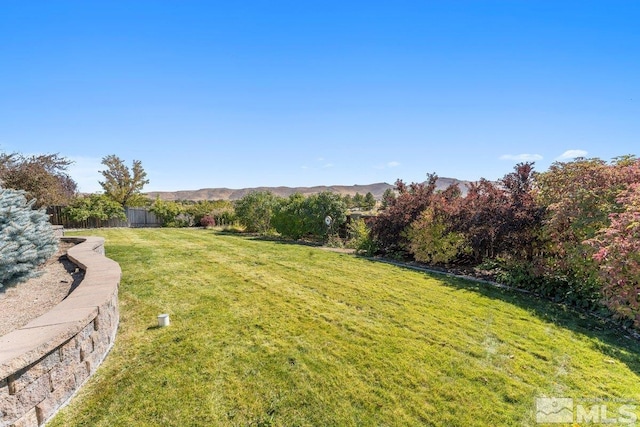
[145,177,470,201]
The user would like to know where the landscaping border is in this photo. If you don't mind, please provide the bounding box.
[0,237,120,427]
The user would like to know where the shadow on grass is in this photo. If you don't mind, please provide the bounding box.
[360,256,640,377]
[214,230,325,247]
[215,229,360,251]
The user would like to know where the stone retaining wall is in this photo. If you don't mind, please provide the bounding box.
[0,237,121,427]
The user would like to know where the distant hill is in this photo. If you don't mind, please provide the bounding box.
[145,178,470,201]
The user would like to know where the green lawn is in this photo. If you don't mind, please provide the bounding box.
[50,228,640,426]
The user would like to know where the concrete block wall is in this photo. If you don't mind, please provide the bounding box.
[0,237,121,427]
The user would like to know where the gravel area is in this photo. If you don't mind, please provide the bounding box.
[0,242,84,337]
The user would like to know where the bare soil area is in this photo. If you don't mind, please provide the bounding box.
[0,242,84,337]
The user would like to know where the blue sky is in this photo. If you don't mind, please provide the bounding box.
[1,1,638,192]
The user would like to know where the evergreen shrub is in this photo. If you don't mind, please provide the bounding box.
[0,189,58,287]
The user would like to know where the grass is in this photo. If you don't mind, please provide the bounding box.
[50,228,640,426]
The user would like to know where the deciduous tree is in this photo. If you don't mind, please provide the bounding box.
[370,174,439,256]
[99,155,149,207]
[0,152,77,207]
[499,162,544,260]
[452,178,508,261]
[381,188,396,210]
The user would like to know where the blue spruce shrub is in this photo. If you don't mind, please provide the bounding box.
[0,189,58,288]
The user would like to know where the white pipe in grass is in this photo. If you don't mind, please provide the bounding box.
[158,314,170,327]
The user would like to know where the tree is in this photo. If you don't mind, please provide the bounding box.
[370,174,439,256]
[363,192,376,210]
[272,193,308,239]
[0,152,77,207]
[352,192,365,209]
[235,191,279,233]
[99,155,149,207]
[342,194,354,209]
[454,178,509,262]
[381,188,396,209]
[0,189,58,287]
[498,162,544,260]
[303,191,347,240]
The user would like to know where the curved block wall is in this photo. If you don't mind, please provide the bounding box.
[0,237,120,427]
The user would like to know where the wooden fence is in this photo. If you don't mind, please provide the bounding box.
[47,206,163,229]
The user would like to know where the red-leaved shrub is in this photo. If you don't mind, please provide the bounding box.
[200,215,215,228]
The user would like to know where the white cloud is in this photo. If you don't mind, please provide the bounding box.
[374,161,401,170]
[499,153,543,161]
[556,149,588,160]
[301,159,334,171]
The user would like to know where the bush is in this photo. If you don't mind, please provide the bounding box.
[235,191,279,233]
[589,182,640,327]
[200,215,216,228]
[272,194,307,239]
[183,200,235,226]
[325,234,344,248]
[405,207,467,265]
[63,193,126,222]
[0,189,58,287]
[149,198,185,227]
[273,192,348,241]
[477,258,602,312]
[346,218,377,256]
[370,175,440,256]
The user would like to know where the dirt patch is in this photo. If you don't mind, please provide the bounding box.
[0,241,84,337]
